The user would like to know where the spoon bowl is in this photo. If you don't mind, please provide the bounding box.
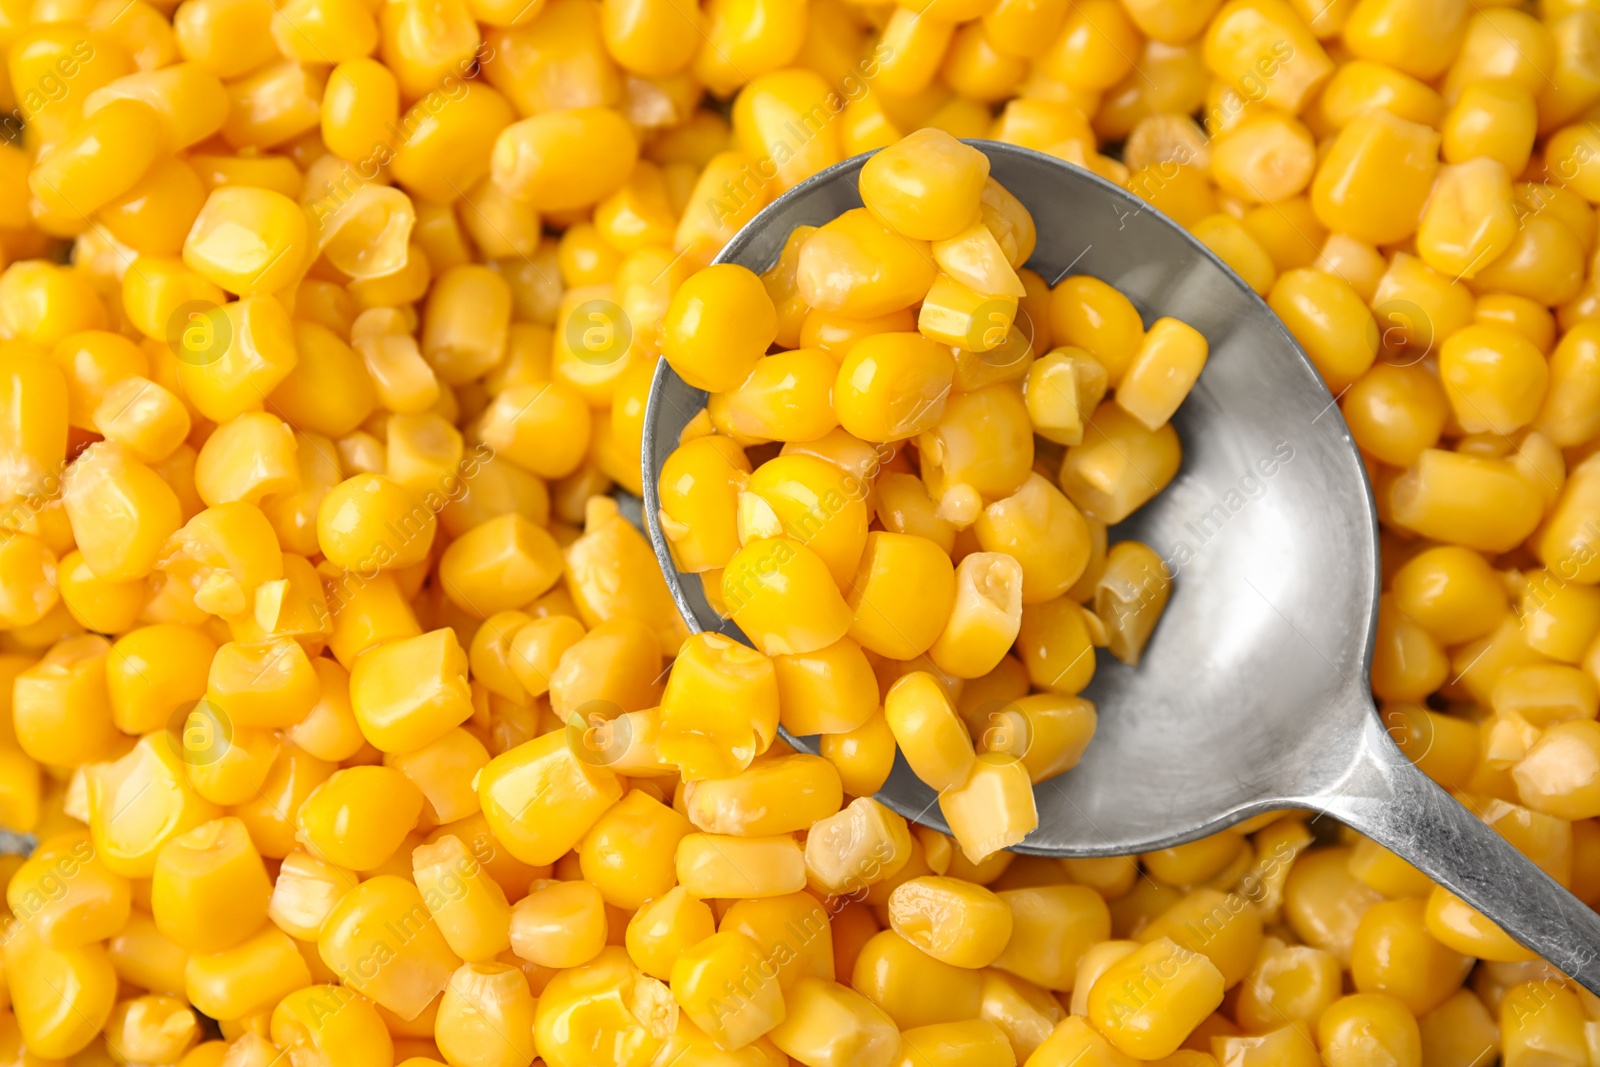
[641,141,1600,988]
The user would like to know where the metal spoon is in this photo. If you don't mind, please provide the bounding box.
[640,140,1600,989]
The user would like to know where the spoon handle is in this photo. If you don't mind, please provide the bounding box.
[1314,711,1600,995]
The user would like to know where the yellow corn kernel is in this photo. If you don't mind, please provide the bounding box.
[1059,403,1182,524]
[347,627,471,753]
[893,1020,1015,1067]
[1422,885,1533,964]
[939,753,1038,862]
[269,985,392,1067]
[266,325,377,439]
[316,473,436,572]
[434,962,537,1067]
[161,500,283,617]
[667,930,786,1050]
[1421,160,1523,282]
[1207,112,1316,205]
[83,731,222,877]
[266,849,358,942]
[1341,362,1448,469]
[657,435,750,573]
[1047,276,1143,387]
[203,637,318,729]
[572,790,687,910]
[1117,318,1208,430]
[1309,111,1439,246]
[1095,541,1173,665]
[717,892,833,996]
[1139,887,1264,988]
[175,295,299,424]
[30,97,160,218]
[766,977,900,1067]
[182,187,309,297]
[885,876,1013,970]
[721,537,852,657]
[319,57,399,161]
[680,754,841,838]
[928,552,1024,680]
[847,532,957,660]
[877,471,958,556]
[919,274,1018,353]
[319,875,460,1020]
[710,349,841,445]
[1512,719,1600,819]
[477,380,592,482]
[649,268,774,398]
[184,924,313,1021]
[193,412,297,508]
[56,548,141,634]
[765,639,874,738]
[418,265,511,387]
[797,209,937,320]
[795,795,908,896]
[627,887,717,981]
[1389,449,1544,554]
[883,670,976,791]
[510,879,609,969]
[1537,322,1600,446]
[296,765,423,871]
[1442,81,1535,176]
[491,106,639,211]
[1192,215,1277,296]
[1211,1026,1319,1067]
[970,690,1091,783]
[677,832,807,899]
[742,452,870,588]
[102,994,201,1065]
[1030,1016,1140,1067]
[917,384,1035,516]
[6,831,130,949]
[4,924,118,1060]
[1438,323,1549,436]
[532,945,676,1067]
[12,634,119,767]
[1349,898,1471,1014]
[151,817,271,954]
[1318,60,1443,129]
[1204,0,1332,103]
[61,441,182,583]
[1087,937,1226,1059]
[1500,981,1587,1067]
[1264,269,1377,392]
[856,128,990,243]
[1390,545,1505,646]
[933,220,1027,300]
[851,927,984,1030]
[652,629,773,777]
[1318,993,1422,1067]
[436,512,563,618]
[1234,937,1341,1033]
[1024,347,1108,448]
[93,375,190,463]
[478,729,624,865]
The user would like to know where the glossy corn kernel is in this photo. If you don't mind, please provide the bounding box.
[296,765,423,871]
[1086,936,1226,1059]
[510,879,609,970]
[940,753,1039,862]
[150,817,271,956]
[678,832,807,899]
[669,930,787,1049]
[1390,449,1544,554]
[887,876,1014,969]
[767,977,901,1067]
[4,924,119,1059]
[349,628,472,753]
[722,537,853,657]
[317,875,459,1024]
[1318,993,1422,1067]
[478,729,624,865]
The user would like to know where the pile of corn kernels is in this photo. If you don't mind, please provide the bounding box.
[0,0,1598,1060]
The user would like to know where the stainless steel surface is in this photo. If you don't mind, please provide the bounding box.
[641,141,1600,988]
